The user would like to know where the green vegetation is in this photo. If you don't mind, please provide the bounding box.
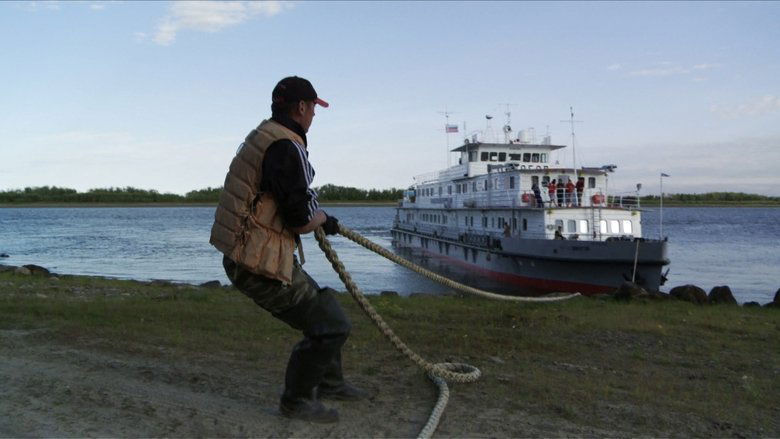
[641,192,780,206]
[1,186,778,206]
[0,185,403,205]
[1,271,778,435]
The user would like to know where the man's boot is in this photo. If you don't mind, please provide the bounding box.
[317,351,371,401]
[280,389,339,423]
[279,341,339,423]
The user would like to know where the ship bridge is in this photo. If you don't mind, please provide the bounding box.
[450,141,566,178]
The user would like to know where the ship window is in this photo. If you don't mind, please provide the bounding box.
[578,220,589,233]
[472,250,477,263]
[555,219,564,232]
[491,218,495,228]
[498,152,507,161]
[448,186,452,195]
[482,217,487,227]
[439,187,443,196]
[464,248,468,260]
[542,176,550,185]
[463,183,468,193]
[509,153,522,161]
[489,152,498,161]
[445,243,450,255]
[480,152,488,161]
[472,182,477,192]
[513,217,517,230]
[469,151,478,162]
[600,220,607,234]
[531,176,539,186]
[567,220,576,233]
[509,176,515,189]
[523,153,531,162]
[588,177,596,189]
[610,220,620,233]
[523,218,528,231]
[541,153,547,163]
[622,220,633,234]
[532,153,540,163]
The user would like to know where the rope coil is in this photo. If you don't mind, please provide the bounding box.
[314,225,580,438]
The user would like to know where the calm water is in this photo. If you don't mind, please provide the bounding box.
[1,206,778,304]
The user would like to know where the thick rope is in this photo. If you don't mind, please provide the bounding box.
[314,225,580,438]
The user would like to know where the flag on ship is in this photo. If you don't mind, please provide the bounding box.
[445,124,459,133]
[661,172,670,177]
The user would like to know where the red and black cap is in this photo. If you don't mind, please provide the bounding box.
[272,76,329,108]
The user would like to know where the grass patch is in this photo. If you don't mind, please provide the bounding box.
[1,271,778,435]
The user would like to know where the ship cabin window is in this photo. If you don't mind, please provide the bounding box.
[498,152,507,161]
[523,218,528,231]
[447,186,452,195]
[491,218,495,228]
[609,220,620,234]
[482,217,488,227]
[532,153,540,163]
[600,220,607,234]
[469,151,478,162]
[480,152,488,161]
[512,217,517,230]
[578,220,589,233]
[509,153,522,161]
[541,153,548,163]
[523,153,531,162]
[489,152,498,161]
[542,176,550,185]
[567,220,576,233]
[484,180,489,190]
[463,183,468,193]
[555,219,564,232]
[622,220,633,234]
[509,176,515,189]
[472,182,477,192]
[438,187,443,196]
[588,177,596,189]
[531,176,539,187]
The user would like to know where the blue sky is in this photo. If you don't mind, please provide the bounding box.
[2,1,779,196]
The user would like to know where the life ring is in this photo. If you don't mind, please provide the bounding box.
[591,194,604,204]
[521,193,531,203]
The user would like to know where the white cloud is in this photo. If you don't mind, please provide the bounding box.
[710,95,780,119]
[153,1,289,46]
[90,3,106,11]
[17,1,61,12]
[607,63,622,71]
[628,62,719,77]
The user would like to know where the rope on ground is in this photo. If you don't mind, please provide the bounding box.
[313,225,580,438]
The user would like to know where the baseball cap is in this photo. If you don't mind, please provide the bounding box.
[272,76,329,108]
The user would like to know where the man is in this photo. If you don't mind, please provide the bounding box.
[210,76,367,424]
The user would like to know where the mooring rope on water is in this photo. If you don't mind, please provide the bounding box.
[314,225,580,438]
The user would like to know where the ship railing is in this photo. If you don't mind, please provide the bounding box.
[607,192,641,210]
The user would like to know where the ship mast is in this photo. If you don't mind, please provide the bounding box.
[561,107,583,175]
[438,107,457,167]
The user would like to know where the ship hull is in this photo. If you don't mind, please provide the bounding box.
[391,227,669,295]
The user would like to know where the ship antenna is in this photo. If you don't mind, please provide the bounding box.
[499,103,515,143]
[560,107,583,175]
[438,107,457,167]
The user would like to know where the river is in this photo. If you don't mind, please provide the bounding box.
[1,206,778,304]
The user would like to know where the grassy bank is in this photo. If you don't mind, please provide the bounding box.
[1,271,778,435]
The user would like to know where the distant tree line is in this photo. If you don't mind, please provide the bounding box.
[640,192,780,205]
[0,185,404,204]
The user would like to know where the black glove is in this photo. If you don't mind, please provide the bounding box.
[322,214,340,235]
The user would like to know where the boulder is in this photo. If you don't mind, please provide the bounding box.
[0,253,9,258]
[199,280,222,288]
[380,290,399,297]
[708,286,737,305]
[669,284,708,305]
[14,266,31,276]
[22,264,51,277]
[613,282,649,301]
[742,301,761,308]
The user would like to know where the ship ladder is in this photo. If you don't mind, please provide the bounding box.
[314,225,580,438]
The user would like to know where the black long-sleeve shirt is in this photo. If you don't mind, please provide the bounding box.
[260,114,320,228]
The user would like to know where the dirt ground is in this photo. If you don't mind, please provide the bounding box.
[0,329,629,438]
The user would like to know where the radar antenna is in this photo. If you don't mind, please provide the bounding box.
[499,103,515,143]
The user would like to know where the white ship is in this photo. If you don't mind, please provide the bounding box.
[391,111,669,295]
